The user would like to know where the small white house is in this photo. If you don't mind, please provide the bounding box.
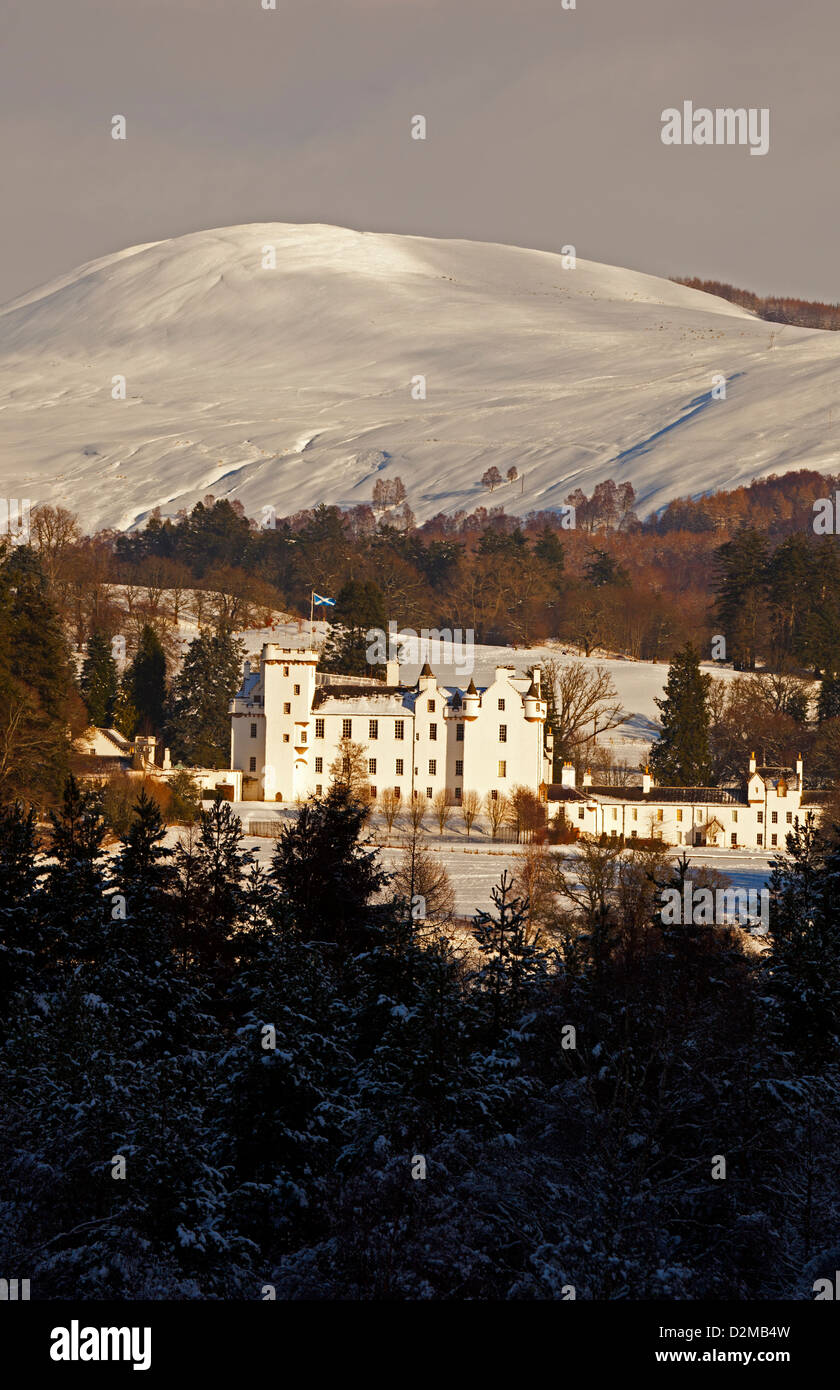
[551,754,822,849]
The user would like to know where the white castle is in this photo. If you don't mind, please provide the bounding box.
[230,645,552,804]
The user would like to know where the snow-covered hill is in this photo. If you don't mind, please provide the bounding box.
[2,222,838,533]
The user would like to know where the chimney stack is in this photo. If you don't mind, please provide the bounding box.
[561,762,575,789]
[642,766,652,795]
[385,658,399,687]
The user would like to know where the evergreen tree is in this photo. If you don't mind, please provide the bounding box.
[79,631,118,726]
[649,643,713,786]
[111,678,139,738]
[585,548,629,588]
[470,870,546,1041]
[0,545,80,796]
[0,799,41,1010]
[767,532,815,665]
[534,527,565,572]
[127,625,167,734]
[167,629,244,767]
[765,814,840,1063]
[173,798,252,974]
[44,775,107,965]
[270,783,389,950]
[114,786,177,910]
[713,527,769,670]
[818,671,840,723]
[320,580,387,677]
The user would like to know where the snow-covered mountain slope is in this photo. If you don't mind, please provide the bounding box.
[1,222,838,533]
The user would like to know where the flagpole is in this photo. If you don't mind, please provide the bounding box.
[310,589,314,639]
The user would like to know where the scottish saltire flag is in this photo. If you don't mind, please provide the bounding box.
[312,593,336,607]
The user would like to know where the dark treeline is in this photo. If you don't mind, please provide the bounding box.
[1,779,840,1299]
[78,468,840,663]
[674,277,840,332]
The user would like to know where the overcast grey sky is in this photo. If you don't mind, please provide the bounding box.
[1,0,837,305]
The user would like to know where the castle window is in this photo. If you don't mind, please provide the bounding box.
[396,758,404,775]
[656,809,663,822]
[456,724,464,742]
[430,724,437,741]
[283,734,290,744]
[370,786,377,799]
[732,810,738,822]
[427,700,435,713]
[429,759,436,775]
[426,787,433,799]
[315,757,323,774]
[368,759,377,775]
[395,720,404,740]
[342,718,352,739]
[630,829,637,838]
[315,718,324,739]
[300,730,306,743]
[676,809,683,822]
[757,811,763,823]
[316,784,322,795]
[578,808,585,820]
[455,787,462,800]
[787,811,793,823]
[250,722,257,738]
[757,834,763,846]
[498,760,507,778]
[294,684,300,695]
[249,757,257,772]
[455,759,463,777]
[283,666,289,677]
[491,790,499,801]
[498,699,505,710]
[771,811,778,824]
[369,719,378,739]
[731,833,738,845]
[284,703,291,715]
[771,833,778,846]
[499,725,507,743]
[394,787,401,798]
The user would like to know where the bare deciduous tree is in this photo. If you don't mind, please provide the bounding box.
[432,789,452,836]
[390,838,455,928]
[461,788,481,837]
[542,659,624,764]
[328,737,370,807]
[484,791,509,839]
[380,786,402,832]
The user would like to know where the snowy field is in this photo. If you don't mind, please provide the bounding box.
[2,222,839,534]
[162,806,772,919]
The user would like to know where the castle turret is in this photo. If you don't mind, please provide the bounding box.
[417,662,436,692]
[462,677,480,720]
[523,678,543,721]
